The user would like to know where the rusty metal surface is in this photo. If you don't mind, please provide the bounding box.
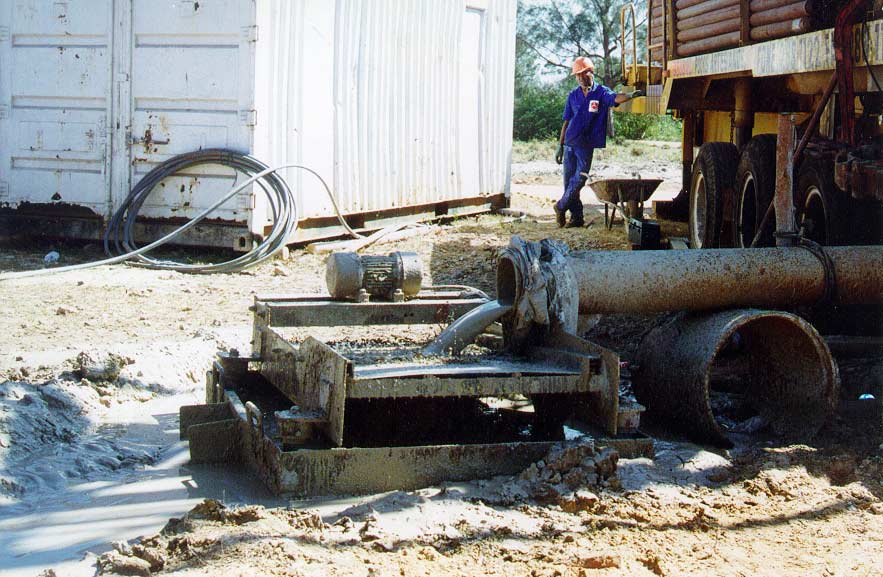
[750,3,810,27]
[186,418,244,464]
[275,442,556,496]
[259,331,351,447]
[182,364,652,496]
[351,370,585,400]
[632,309,838,447]
[255,295,489,329]
[751,17,810,40]
[180,403,234,440]
[544,329,623,436]
[774,114,800,246]
[191,397,653,496]
[588,179,663,204]
[677,0,739,20]
[555,246,883,314]
[678,4,740,29]
[678,31,741,56]
[296,337,350,446]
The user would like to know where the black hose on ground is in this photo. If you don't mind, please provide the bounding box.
[103,149,298,274]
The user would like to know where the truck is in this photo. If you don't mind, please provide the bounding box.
[617,0,883,250]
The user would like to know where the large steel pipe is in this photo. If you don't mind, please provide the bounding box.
[677,4,741,29]
[678,17,740,42]
[502,246,883,315]
[678,33,741,57]
[751,17,809,40]
[496,239,879,445]
[632,309,838,447]
[677,0,739,20]
[498,243,883,317]
[750,0,810,12]
[750,2,809,26]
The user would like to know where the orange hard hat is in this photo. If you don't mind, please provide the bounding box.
[571,56,594,75]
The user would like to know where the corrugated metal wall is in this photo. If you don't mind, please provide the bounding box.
[254,0,516,223]
[0,1,112,215]
[2,0,516,244]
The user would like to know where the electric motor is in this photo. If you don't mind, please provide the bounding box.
[326,251,422,301]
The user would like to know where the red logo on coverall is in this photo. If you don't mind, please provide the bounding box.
[589,100,599,112]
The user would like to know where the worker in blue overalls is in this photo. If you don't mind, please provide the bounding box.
[554,57,643,228]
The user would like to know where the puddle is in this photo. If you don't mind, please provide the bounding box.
[0,393,285,576]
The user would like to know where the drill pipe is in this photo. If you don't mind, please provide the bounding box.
[498,245,883,317]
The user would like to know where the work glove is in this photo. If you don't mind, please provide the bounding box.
[555,143,564,165]
[628,89,645,99]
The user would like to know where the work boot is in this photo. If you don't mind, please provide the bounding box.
[553,204,566,228]
[565,219,585,228]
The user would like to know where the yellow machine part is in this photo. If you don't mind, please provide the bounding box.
[700,111,781,145]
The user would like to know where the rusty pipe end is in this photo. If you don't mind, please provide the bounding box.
[634,309,838,447]
[496,250,521,309]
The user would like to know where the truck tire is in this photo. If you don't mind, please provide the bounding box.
[797,162,846,245]
[734,135,777,247]
[689,142,739,248]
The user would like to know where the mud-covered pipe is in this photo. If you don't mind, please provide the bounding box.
[632,309,838,447]
[498,246,883,317]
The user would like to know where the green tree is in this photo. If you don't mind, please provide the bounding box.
[516,0,647,89]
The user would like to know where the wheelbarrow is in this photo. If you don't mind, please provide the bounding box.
[586,178,663,229]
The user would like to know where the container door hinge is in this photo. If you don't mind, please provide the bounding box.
[0,181,9,199]
[239,109,257,126]
[242,25,258,43]
[0,105,8,119]
[0,27,10,42]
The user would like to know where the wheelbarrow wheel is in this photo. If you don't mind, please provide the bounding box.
[735,135,777,248]
[689,142,738,249]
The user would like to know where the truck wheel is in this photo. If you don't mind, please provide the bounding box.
[797,163,846,245]
[735,135,777,247]
[689,142,738,248]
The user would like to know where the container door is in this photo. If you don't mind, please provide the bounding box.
[459,6,484,197]
[122,0,256,239]
[0,1,112,216]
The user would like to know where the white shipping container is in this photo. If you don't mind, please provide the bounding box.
[0,0,516,248]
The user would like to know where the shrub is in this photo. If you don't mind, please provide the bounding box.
[613,112,681,141]
[513,85,567,141]
[514,84,683,142]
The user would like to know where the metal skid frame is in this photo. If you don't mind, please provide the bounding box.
[180,291,651,496]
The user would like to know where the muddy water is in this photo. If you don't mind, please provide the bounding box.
[422,300,512,356]
[0,393,285,577]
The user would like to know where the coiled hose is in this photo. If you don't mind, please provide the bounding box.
[1,149,361,280]
[104,149,297,273]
